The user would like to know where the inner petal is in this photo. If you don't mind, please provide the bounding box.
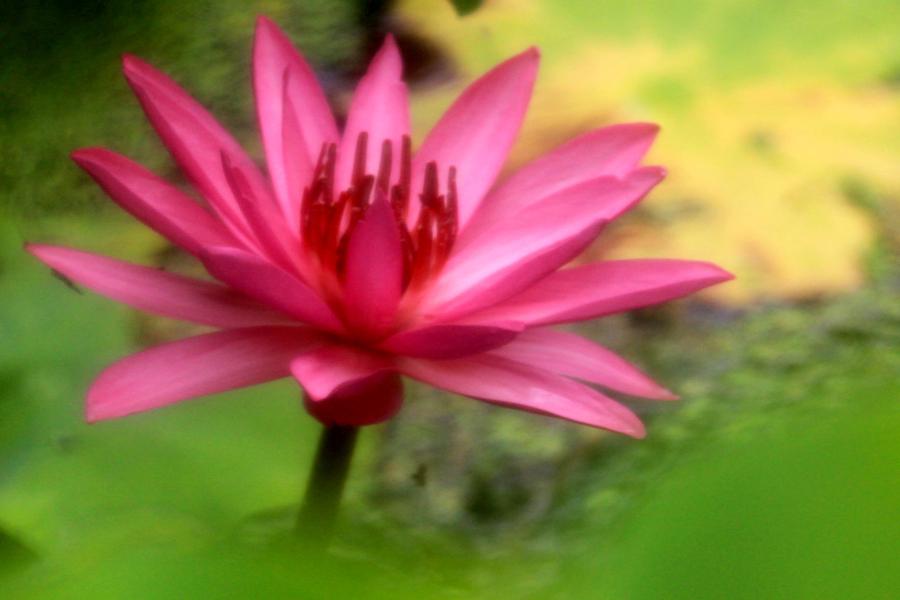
[300,133,459,297]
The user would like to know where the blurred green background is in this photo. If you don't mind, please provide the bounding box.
[1,0,898,597]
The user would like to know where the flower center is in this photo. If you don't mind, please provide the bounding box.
[300,133,458,290]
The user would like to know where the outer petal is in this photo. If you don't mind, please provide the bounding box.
[200,246,343,333]
[452,166,664,258]
[342,196,404,338]
[291,344,402,426]
[122,54,270,243]
[399,354,645,437]
[477,259,735,326]
[87,327,320,421]
[494,328,677,400]
[423,220,604,322]
[411,48,539,228]
[380,321,523,359]
[27,245,289,329]
[337,35,410,191]
[467,123,659,235]
[424,168,664,319]
[253,16,339,221]
[71,148,234,256]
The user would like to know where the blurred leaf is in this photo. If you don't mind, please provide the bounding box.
[448,0,484,16]
[589,408,900,599]
[0,369,26,457]
[0,0,364,218]
[0,539,437,599]
[0,528,37,577]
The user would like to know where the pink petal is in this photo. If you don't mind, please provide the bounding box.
[27,245,289,329]
[380,321,523,359]
[342,196,404,338]
[281,84,316,232]
[71,148,234,256]
[467,123,659,238]
[200,246,344,333]
[411,48,539,228]
[425,221,604,322]
[336,35,410,191]
[122,54,270,243]
[399,354,645,437]
[291,344,402,426]
[87,326,321,421]
[425,168,664,319]
[253,16,339,222]
[494,328,677,400]
[479,259,735,326]
[453,166,664,258]
[220,151,301,273]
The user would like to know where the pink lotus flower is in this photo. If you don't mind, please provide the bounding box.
[28,17,731,438]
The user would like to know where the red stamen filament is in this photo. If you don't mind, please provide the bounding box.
[300,133,458,290]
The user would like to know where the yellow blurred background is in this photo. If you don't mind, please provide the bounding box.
[397,0,899,303]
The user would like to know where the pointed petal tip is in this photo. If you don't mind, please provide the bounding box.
[23,243,46,264]
[69,146,109,168]
[84,403,104,424]
[604,121,661,146]
[85,384,114,423]
[121,54,169,89]
[634,164,667,181]
[514,46,541,70]
[24,243,65,268]
[121,54,159,88]
[605,406,646,438]
[253,15,297,51]
[368,32,404,79]
[717,266,737,282]
[254,15,283,43]
[85,385,130,423]
[253,17,274,55]
[69,147,131,179]
[626,420,647,439]
[382,32,399,50]
[630,121,661,136]
[368,191,397,219]
[121,53,146,75]
[666,260,736,288]
[70,148,91,164]
[506,46,541,69]
[23,244,79,274]
[652,389,680,401]
[599,399,646,438]
[698,262,736,283]
[23,242,53,261]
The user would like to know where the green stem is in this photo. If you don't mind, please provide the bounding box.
[296,425,359,543]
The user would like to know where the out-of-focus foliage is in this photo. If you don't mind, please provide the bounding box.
[0,0,364,217]
[398,0,900,303]
[448,0,484,17]
[1,214,897,597]
[1,0,898,598]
